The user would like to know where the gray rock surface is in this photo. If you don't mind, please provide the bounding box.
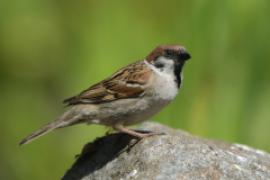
[63,122,270,180]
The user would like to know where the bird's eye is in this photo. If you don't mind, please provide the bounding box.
[165,50,173,57]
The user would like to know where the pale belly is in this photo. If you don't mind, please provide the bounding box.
[93,97,171,126]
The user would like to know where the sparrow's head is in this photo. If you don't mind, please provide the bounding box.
[146,44,191,87]
[146,44,191,65]
[146,44,191,71]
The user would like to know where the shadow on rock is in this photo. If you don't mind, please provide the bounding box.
[62,132,140,180]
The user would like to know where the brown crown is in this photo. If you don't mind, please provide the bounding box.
[146,45,187,62]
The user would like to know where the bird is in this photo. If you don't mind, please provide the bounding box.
[19,44,191,145]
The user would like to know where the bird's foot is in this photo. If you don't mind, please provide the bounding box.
[114,125,165,139]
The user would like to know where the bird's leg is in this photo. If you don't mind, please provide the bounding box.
[114,124,164,139]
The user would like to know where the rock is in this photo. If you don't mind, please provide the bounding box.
[62,122,270,180]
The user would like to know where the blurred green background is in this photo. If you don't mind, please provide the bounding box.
[1,0,270,179]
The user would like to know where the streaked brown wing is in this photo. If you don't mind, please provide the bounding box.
[63,61,152,105]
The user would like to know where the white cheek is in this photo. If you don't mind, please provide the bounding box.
[144,57,175,75]
[156,57,175,73]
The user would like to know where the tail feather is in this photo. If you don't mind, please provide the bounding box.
[19,121,63,146]
[20,107,83,146]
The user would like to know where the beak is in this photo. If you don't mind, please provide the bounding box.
[179,48,191,61]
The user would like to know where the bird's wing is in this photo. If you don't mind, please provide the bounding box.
[63,61,152,105]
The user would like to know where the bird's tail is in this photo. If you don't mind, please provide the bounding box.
[19,109,81,146]
[19,120,64,146]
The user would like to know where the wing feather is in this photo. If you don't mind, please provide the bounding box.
[63,61,152,105]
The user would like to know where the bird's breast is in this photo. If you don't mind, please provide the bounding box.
[150,72,179,102]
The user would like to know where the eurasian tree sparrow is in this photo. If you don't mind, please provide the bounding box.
[20,45,191,145]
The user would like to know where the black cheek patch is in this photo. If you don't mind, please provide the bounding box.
[154,63,165,69]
